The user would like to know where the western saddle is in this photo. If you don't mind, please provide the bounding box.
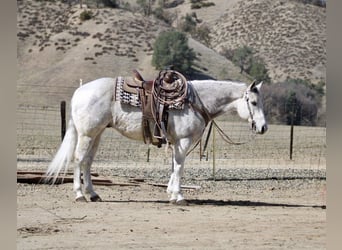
[118,69,188,147]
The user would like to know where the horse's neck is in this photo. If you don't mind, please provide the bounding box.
[191,80,246,119]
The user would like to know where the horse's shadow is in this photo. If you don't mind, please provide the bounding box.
[103,199,326,209]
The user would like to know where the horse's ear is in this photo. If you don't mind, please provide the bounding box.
[249,80,263,93]
[256,81,263,91]
[248,80,257,92]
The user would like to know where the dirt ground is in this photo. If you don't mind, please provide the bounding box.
[17,162,326,250]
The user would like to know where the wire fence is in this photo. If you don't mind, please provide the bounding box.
[17,102,326,171]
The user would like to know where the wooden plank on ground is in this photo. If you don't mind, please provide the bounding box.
[17,170,99,177]
[148,182,201,190]
[17,172,140,187]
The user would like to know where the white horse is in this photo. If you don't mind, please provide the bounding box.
[46,76,268,204]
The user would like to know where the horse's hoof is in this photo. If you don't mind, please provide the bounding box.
[176,199,188,206]
[169,199,188,206]
[75,196,87,202]
[90,195,102,202]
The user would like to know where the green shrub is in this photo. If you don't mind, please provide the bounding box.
[190,0,215,9]
[79,10,93,21]
[179,13,197,33]
[153,7,173,25]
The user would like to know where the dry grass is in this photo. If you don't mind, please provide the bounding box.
[208,0,326,83]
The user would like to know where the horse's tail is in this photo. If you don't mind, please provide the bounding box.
[45,118,77,184]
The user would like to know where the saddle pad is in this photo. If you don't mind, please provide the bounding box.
[115,76,141,107]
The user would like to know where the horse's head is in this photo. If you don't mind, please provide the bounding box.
[236,80,268,134]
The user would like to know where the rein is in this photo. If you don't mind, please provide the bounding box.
[212,120,256,145]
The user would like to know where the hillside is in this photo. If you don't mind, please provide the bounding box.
[208,0,326,83]
[17,0,245,106]
[165,0,325,83]
[17,0,326,107]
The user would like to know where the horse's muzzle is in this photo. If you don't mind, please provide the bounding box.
[252,122,267,134]
[259,124,268,134]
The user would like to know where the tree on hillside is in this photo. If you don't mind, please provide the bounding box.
[232,45,253,74]
[221,45,270,83]
[152,30,196,74]
[248,57,271,83]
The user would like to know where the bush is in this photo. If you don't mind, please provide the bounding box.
[192,24,211,46]
[163,0,184,8]
[101,0,118,8]
[294,0,326,7]
[152,30,196,74]
[262,79,325,126]
[190,0,215,9]
[79,10,93,21]
[153,7,173,25]
[178,13,210,46]
[179,13,197,33]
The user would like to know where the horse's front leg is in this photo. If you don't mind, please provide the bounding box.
[167,141,189,205]
[168,164,187,205]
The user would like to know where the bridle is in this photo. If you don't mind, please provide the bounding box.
[244,89,257,132]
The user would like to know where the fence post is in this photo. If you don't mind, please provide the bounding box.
[290,118,294,160]
[212,124,216,180]
[289,95,296,160]
[60,101,66,141]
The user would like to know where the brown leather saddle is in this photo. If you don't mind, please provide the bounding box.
[122,69,154,95]
[117,69,188,147]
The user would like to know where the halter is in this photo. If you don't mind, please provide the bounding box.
[244,89,256,132]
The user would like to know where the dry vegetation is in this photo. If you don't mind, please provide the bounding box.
[17,0,166,105]
[17,0,246,107]
[209,0,326,83]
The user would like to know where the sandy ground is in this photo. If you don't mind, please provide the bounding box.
[17,162,326,250]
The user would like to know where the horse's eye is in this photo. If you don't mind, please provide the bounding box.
[251,101,257,106]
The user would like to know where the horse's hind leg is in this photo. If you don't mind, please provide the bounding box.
[74,162,85,202]
[73,133,102,202]
[83,132,103,202]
